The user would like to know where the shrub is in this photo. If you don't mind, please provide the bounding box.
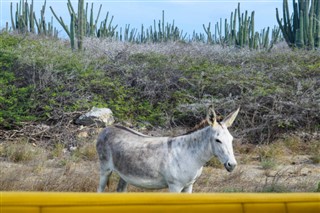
[1,34,319,145]
[72,143,98,161]
[0,34,35,128]
[309,140,320,164]
[0,141,43,163]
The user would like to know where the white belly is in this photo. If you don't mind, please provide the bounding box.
[118,173,168,189]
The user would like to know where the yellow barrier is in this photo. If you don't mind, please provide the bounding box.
[1,192,319,213]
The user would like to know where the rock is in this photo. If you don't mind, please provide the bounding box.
[75,107,115,127]
[77,130,89,138]
[300,168,311,176]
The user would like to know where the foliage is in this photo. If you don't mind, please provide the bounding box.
[0,34,35,128]
[0,33,319,144]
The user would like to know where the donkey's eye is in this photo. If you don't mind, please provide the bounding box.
[215,139,222,143]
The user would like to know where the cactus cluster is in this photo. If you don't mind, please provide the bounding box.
[116,10,187,43]
[10,0,57,37]
[276,0,320,49]
[203,3,280,50]
[6,0,289,51]
[50,0,117,50]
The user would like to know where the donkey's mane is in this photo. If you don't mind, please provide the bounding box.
[114,117,222,138]
[183,115,224,136]
[114,125,149,137]
[183,120,209,135]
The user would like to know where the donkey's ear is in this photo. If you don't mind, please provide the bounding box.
[222,107,240,127]
[206,105,218,126]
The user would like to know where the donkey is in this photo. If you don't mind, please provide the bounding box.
[96,106,240,193]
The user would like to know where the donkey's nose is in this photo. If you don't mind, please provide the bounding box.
[224,161,237,172]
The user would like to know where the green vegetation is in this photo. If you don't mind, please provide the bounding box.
[0,35,35,128]
[1,0,318,194]
[0,32,319,145]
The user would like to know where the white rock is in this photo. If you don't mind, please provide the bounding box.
[75,107,115,127]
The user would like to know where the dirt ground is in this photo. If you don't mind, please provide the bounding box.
[1,132,319,193]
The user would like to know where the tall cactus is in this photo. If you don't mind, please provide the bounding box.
[78,0,84,50]
[10,0,34,33]
[51,0,116,50]
[202,2,280,50]
[10,0,57,37]
[50,0,83,50]
[119,10,186,43]
[276,0,320,49]
[203,22,213,44]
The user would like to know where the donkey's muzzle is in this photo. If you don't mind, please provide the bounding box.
[224,161,237,172]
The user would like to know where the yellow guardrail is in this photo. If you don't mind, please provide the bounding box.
[1,192,319,213]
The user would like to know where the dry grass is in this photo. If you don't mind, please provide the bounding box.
[0,134,319,193]
[0,140,47,163]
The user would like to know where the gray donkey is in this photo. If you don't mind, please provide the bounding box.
[96,106,239,193]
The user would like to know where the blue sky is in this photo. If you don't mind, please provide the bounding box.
[0,0,283,38]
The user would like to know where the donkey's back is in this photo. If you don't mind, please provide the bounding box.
[96,126,170,191]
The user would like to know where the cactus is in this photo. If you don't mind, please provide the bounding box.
[50,0,78,49]
[203,23,212,44]
[268,25,281,51]
[201,2,281,50]
[10,0,57,37]
[70,14,75,50]
[249,11,256,49]
[276,0,320,49]
[51,0,116,50]
[97,12,118,38]
[116,10,186,43]
[77,0,84,50]
[10,0,29,33]
[34,0,47,35]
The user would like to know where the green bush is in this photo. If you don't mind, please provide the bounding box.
[0,34,319,144]
[0,34,35,128]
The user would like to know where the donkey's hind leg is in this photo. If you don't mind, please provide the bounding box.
[97,161,112,192]
[116,177,128,192]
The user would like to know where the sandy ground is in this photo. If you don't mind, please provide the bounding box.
[1,150,319,193]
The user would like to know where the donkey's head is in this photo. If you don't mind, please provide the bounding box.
[206,106,239,172]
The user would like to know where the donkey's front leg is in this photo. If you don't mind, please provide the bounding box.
[181,184,193,193]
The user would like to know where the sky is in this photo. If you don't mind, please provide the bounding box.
[0,0,283,38]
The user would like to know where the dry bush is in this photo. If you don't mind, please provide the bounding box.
[308,140,320,164]
[0,140,47,163]
[72,142,98,161]
[0,160,99,192]
[1,35,319,145]
[33,166,98,192]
